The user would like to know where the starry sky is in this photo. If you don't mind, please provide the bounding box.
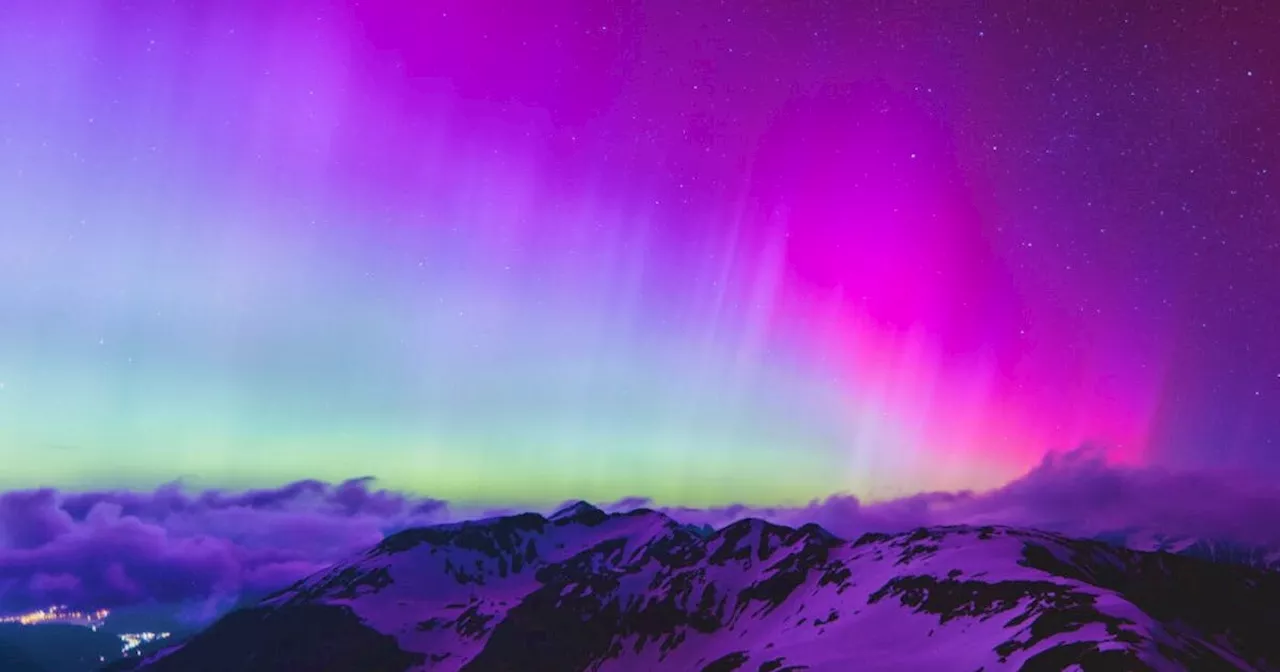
[0,1,1276,507]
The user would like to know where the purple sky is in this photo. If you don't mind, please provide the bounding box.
[0,1,1276,506]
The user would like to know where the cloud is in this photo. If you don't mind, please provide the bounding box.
[616,446,1280,548]
[2,446,1279,620]
[0,478,451,617]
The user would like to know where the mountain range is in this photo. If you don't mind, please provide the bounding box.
[1093,528,1280,574]
[101,501,1280,671]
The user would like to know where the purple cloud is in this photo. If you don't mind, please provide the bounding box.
[620,447,1280,547]
[2,447,1279,620]
[0,489,75,549]
[0,477,451,616]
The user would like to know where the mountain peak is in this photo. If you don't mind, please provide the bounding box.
[548,500,606,525]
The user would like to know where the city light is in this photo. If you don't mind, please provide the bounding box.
[120,631,171,654]
[1,605,175,659]
[0,605,110,626]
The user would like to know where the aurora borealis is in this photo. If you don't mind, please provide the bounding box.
[0,1,1276,507]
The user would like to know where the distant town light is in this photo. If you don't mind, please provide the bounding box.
[0,605,110,626]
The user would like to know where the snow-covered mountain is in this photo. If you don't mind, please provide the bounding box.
[105,502,1280,672]
[1093,528,1280,573]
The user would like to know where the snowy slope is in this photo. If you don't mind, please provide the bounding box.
[1095,528,1280,572]
[107,503,1280,672]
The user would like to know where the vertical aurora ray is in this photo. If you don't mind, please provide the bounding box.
[0,1,1275,505]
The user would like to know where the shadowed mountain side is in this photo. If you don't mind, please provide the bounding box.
[100,604,422,672]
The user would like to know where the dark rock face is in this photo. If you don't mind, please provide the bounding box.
[464,529,720,672]
[104,605,422,672]
[1021,537,1280,670]
[466,520,892,671]
[867,573,1148,667]
[373,513,548,559]
[700,650,750,671]
[278,566,394,604]
[551,501,610,527]
[1017,641,1151,672]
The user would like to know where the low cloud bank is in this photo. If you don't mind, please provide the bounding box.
[632,447,1280,548]
[2,447,1278,618]
[0,477,451,617]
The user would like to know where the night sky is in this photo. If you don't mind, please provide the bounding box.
[0,1,1277,506]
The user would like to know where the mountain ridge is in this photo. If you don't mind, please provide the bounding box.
[104,504,1280,672]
